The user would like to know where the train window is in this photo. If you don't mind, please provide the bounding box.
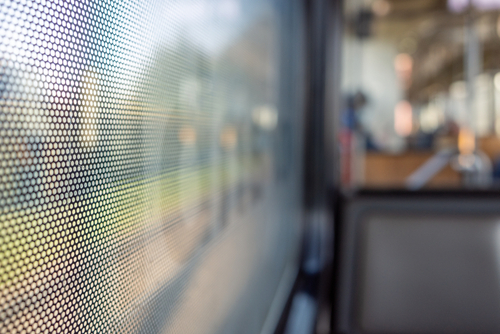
[0,0,306,333]
[341,0,500,190]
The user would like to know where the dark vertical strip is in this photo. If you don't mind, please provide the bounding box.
[325,0,344,191]
[303,0,328,210]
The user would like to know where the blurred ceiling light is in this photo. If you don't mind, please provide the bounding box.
[252,105,278,131]
[394,101,413,137]
[420,105,442,133]
[394,53,413,89]
[372,0,391,16]
[448,0,500,12]
[178,126,197,146]
[494,72,500,91]
[450,81,467,99]
[394,53,413,73]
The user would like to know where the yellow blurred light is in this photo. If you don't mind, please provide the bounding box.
[178,126,197,145]
[494,72,500,91]
[420,105,442,133]
[458,127,475,155]
[394,100,413,137]
[252,105,278,130]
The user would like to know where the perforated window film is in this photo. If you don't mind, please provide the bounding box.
[0,0,305,333]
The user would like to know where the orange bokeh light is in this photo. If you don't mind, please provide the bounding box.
[394,100,413,137]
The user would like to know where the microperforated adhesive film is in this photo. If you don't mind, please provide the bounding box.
[0,0,306,333]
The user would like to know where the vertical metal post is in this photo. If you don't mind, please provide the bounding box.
[458,8,492,187]
[303,0,328,210]
[464,10,481,142]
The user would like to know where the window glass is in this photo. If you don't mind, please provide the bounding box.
[0,0,306,333]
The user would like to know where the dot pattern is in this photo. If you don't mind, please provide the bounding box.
[0,0,306,333]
